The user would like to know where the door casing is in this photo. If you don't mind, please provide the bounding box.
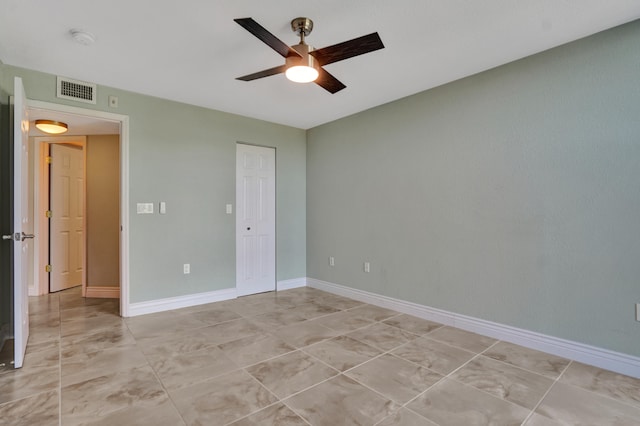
[28,100,131,316]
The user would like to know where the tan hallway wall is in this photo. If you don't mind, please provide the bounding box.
[86,134,120,289]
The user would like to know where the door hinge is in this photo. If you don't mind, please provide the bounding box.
[45,264,51,273]
[45,156,52,164]
[45,210,52,218]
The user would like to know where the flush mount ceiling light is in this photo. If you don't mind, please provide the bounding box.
[70,29,96,46]
[234,17,384,93]
[35,119,68,134]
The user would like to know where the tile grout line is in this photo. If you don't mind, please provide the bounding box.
[558,360,640,410]
[298,325,448,425]
[478,347,570,381]
[520,359,574,425]
[253,346,343,399]
[441,343,553,414]
[569,384,640,412]
[551,361,640,413]
[222,398,312,426]
[235,345,300,370]
[345,346,443,426]
[127,317,190,426]
[235,368,313,426]
[391,340,506,423]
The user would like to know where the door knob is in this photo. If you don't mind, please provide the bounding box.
[2,234,14,241]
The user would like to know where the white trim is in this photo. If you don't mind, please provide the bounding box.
[119,116,130,317]
[307,278,640,379]
[277,277,307,291]
[127,288,238,317]
[26,100,130,317]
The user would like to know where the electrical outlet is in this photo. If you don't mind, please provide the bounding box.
[183,263,190,274]
[329,256,335,266]
[364,262,370,273]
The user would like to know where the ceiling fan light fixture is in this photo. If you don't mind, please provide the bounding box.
[286,65,319,83]
[35,119,68,134]
[285,43,319,83]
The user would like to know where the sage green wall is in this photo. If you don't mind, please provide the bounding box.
[0,64,306,303]
[307,21,640,357]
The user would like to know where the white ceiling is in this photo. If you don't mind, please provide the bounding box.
[2,1,640,130]
[28,108,120,137]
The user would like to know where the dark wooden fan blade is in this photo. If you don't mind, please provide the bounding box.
[236,65,287,81]
[315,68,346,94]
[234,18,301,59]
[310,33,384,66]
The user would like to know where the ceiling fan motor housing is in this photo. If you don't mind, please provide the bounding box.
[286,43,318,72]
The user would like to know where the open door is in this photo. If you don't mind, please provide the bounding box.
[49,143,85,293]
[9,77,31,368]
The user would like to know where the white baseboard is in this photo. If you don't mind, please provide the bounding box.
[277,277,307,291]
[126,278,307,317]
[307,278,640,379]
[127,287,237,317]
[85,286,120,299]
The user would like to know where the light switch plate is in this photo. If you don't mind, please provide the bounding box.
[636,303,640,322]
[136,203,154,214]
[226,204,233,214]
[159,202,166,214]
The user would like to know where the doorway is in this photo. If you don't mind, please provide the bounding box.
[28,100,130,316]
[35,133,120,300]
[235,143,276,296]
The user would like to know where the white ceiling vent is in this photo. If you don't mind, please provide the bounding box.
[56,76,97,104]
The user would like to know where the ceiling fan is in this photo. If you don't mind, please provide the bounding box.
[234,17,385,94]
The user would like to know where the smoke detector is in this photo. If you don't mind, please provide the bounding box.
[70,29,95,45]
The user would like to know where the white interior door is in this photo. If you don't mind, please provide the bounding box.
[236,144,276,296]
[49,144,84,292]
[12,77,30,368]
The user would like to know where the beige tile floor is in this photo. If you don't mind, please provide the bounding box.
[1,286,639,425]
